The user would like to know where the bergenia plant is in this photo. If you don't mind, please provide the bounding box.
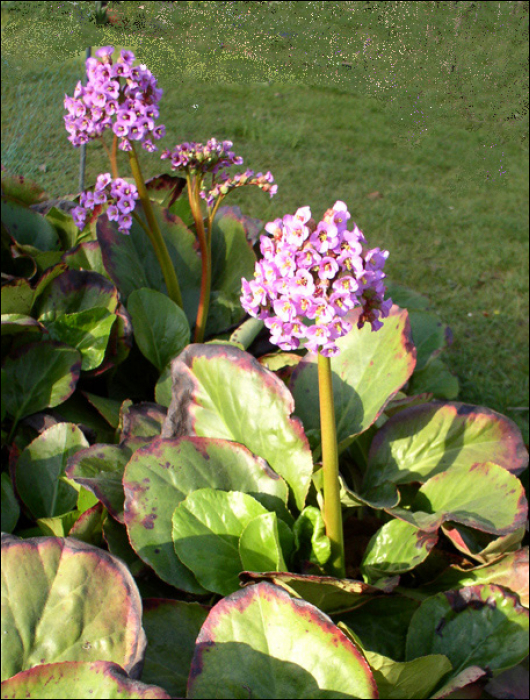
[241,201,392,576]
[65,45,277,341]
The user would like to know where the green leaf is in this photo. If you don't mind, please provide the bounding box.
[1,198,60,251]
[187,582,378,699]
[364,402,529,496]
[45,206,81,250]
[97,202,201,324]
[1,474,20,533]
[390,462,528,536]
[2,341,81,424]
[1,535,146,681]
[441,522,526,565]
[35,269,118,321]
[408,310,450,371]
[335,596,420,661]
[82,391,122,428]
[361,519,438,583]
[384,281,431,310]
[1,279,34,315]
[229,316,264,349]
[406,584,529,677]
[66,439,149,523]
[44,307,116,371]
[408,357,460,400]
[0,660,171,699]
[172,488,269,596]
[1,314,45,336]
[420,548,529,608]
[161,343,313,511]
[62,240,110,278]
[293,506,332,568]
[154,363,172,407]
[239,512,293,573]
[1,172,47,207]
[239,571,390,616]
[362,649,453,700]
[289,306,416,456]
[207,209,257,335]
[36,511,80,537]
[123,436,289,594]
[127,288,190,372]
[141,599,209,699]
[15,423,89,519]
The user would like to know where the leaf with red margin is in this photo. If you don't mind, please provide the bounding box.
[289,305,416,456]
[34,269,119,320]
[123,436,290,594]
[420,548,529,608]
[361,519,438,583]
[141,599,209,699]
[387,462,528,536]
[440,522,526,565]
[239,571,389,615]
[2,341,81,424]
[66,437,150,523]
[406,584,530,677]
[161,344,313,510]
[364,402,529,495]
[214,204,264,247]
[0,661,173,699]
[187,582,378,699]
[1,535,146,681]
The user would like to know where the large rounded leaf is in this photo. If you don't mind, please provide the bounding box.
[0,661,172,699]
[161,344,313,510]
[172,489,269,596]
[364,402,529,495]
[35,269,119,320]
[289,305,416,455]
[15,422,89,519]
[2,198,60,251]
[406,584,529,676]
[2,341,81,424]
[127,288,190,372]
[123,436,289,594]
[1,535,146,681]
[97,204,201,322]
[141,600,209,699]
[389,462,528,535]
[361,519,438,583]
[187,581,378,699]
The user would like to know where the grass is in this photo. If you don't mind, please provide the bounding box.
[2,0,528,442]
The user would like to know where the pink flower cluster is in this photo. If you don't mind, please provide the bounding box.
[71,174,139,235]
[161,138,277,208]
[64,46,165,153]
[241,201,392,357]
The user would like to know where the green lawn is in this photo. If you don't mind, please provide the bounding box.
[2,0,528,441]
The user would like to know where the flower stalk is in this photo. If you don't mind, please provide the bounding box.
[128,143,183,308]
[187,173,211,343]
[318,352,346,578]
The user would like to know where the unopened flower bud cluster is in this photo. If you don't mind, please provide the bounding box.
[161,138,277,208]
[71,174,139,235]
[241,201,392,357]
[64,46,165,154]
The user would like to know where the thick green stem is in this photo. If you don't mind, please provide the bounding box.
[128,143,183,308]
[187,174,211,343]
[318,352,346,578]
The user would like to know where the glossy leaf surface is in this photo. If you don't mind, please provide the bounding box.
[289,305,416,454]
[161,344,313,510]
[1,535,146,681]
[187,582,378,699]
[172,489,269,596]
